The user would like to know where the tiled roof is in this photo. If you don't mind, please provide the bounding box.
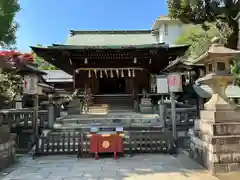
[42,70,73,83]
[66,30,158,46]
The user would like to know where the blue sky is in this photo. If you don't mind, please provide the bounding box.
[16,0,168,52]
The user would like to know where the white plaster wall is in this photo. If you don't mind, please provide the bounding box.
[158,22,184,45]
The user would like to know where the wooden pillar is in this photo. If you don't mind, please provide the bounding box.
[131,75,136,108]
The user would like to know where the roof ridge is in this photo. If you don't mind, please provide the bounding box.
[69,30,153,36]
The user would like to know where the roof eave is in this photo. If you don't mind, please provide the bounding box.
[152,20,159,30]
[152,18,181,30]
[193,52,208,64]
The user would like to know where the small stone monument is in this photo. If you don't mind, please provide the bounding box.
[139,89,153,114]
[190,37,240,174]
[15,95,22,109]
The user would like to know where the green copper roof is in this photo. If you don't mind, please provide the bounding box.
[47,43,167,50]
[66,30,158,46]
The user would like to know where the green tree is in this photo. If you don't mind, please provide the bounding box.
[33,44,56,70]
[0,71,22,107]
[0,0,21,108]
[0,0,20,48]
[168,0,239,49]
[175,24,219,60]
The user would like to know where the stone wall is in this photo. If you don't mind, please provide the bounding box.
[0,120,16,169]
[189,110,240,174]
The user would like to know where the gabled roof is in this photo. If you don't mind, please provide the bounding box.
[42,70,73,83]
[66,30,158,46]
[162,57,203,72]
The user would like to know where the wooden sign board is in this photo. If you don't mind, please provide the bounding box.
[167,73,183,92]
[156,75,169,94]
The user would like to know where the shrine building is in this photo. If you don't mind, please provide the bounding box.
[31,30,189,108]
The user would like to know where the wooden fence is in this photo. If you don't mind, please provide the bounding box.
[33,130,174,157]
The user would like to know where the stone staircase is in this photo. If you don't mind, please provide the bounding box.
[93,95,133,113]
[67,95,134,115]
[88,104,108,114]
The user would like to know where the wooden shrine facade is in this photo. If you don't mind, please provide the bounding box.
[31,44,189,95]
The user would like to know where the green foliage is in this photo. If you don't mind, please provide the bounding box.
[0,0,20,48]
[33,54,56,70]
[0,70,22,106]
[175,24,219,59]
[168,0,240,49]
[230,58,240,86]
[0,0,21,107]
[32,44,56,70]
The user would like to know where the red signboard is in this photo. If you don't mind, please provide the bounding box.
[90,134,124,160]
[168,75,177,86]
[167,73,182,92]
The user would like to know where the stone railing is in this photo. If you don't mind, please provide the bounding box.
[0,121,16,169]
[0,108,48,130]
[165,108,197,149]
[165,108,197,127]
[0,108,49,152]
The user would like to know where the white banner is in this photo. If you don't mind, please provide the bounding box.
[157,75,169,94]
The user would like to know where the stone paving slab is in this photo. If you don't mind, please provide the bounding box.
[0,153,219,180]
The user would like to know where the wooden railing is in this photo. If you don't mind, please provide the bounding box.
[33,128,175,157]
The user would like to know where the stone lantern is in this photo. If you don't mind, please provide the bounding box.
[196,37,240,111]
[190,37,240,175]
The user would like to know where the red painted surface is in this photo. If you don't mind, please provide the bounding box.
[90,134,124,159]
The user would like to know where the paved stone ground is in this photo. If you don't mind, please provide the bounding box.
[0,153,219,180]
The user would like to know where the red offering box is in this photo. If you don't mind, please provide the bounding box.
[90,133,124,154]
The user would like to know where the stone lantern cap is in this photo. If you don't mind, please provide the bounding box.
[196,37,240,64]
[195,37,240,85]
